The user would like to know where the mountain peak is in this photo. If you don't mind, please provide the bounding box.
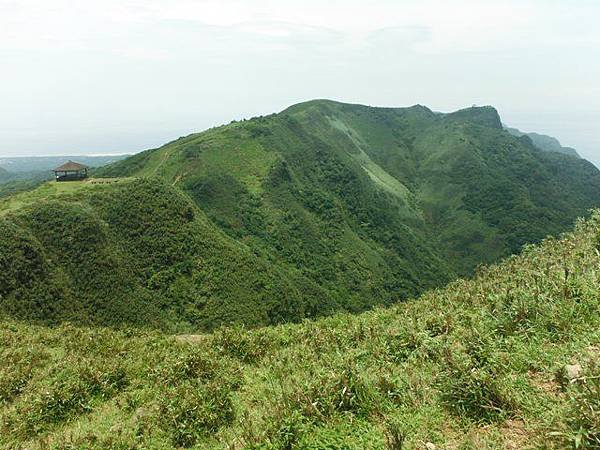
[281,99,347,114]
[282,100,503,130]
[445,105,503,129]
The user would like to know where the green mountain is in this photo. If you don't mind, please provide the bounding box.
[102,100,600,275]
[0,179,338,330]
[1,100,600,331]
[506,126,580,158]
[1,211,599,449]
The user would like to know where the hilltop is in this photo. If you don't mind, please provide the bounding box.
[103,99,600,276]
[0,155,129,200]
[1,212,598,448]
[1,100,600,331]
[0,155,129,173]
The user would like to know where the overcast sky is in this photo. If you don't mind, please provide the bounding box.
[1,0,599,164]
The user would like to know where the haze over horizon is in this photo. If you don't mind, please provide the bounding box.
[2,0,599,165]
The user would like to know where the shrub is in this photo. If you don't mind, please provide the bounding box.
[441,350,517,423]
[562,363,600,448]
[7,360,127,438]
[151,349,221,386]
[0,346,48,404]
[285,364,380,422]
[159,381,235,447]
[211,326,274,364]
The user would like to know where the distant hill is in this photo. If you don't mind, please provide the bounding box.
[505,126,580,157]
[0,179,47,200]
[0,170,49,185]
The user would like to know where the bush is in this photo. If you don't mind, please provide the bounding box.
[159,381,235,447]
[211,326,274,364]
[0,346,48,404]
[562,363,600,448]
[7,360,127,438]
[441,350,517,423]
[285,364,380,422]
[151,349,222,386]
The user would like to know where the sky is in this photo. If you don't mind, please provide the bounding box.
[1,0,599,164]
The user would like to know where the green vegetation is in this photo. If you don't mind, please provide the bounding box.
[506,127,580,158]
[0,178,46,200]
[0,178,340,330]
[102,100,600,282]
[0,169,51,198]
[0,155,129,199]
[1,212,599,448]
[1,100,600,447]
[2,100,600,331]
[0,155,129,173]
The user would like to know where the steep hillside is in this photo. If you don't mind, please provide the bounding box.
[103,100,600,276]
[0,179,338,331]
[1,212,599,449]
[3,100,599,331]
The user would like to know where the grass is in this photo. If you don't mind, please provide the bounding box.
[0,178,345,330]
[0,178,134,216]
[1,211,599,448]
[101,99,600,287]
[2,99,600,447]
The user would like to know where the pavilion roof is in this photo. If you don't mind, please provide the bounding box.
[53,160,88,171]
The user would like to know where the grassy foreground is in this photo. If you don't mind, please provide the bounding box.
[1,213,600,449]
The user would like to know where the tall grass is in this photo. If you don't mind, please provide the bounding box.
[1,212,599,448]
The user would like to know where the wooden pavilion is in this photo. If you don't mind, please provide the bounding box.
[53,161,89,182]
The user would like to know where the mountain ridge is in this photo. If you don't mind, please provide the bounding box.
[1,99,599,331]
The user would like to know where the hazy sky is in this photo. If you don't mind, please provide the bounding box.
[1,0,599,164]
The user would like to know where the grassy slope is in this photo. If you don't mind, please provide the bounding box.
[102,100,600,279]
[1,213,599,449]
[2,100,599,331]
[0,179,338,331]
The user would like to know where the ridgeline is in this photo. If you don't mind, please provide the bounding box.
[2,100,599,331]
